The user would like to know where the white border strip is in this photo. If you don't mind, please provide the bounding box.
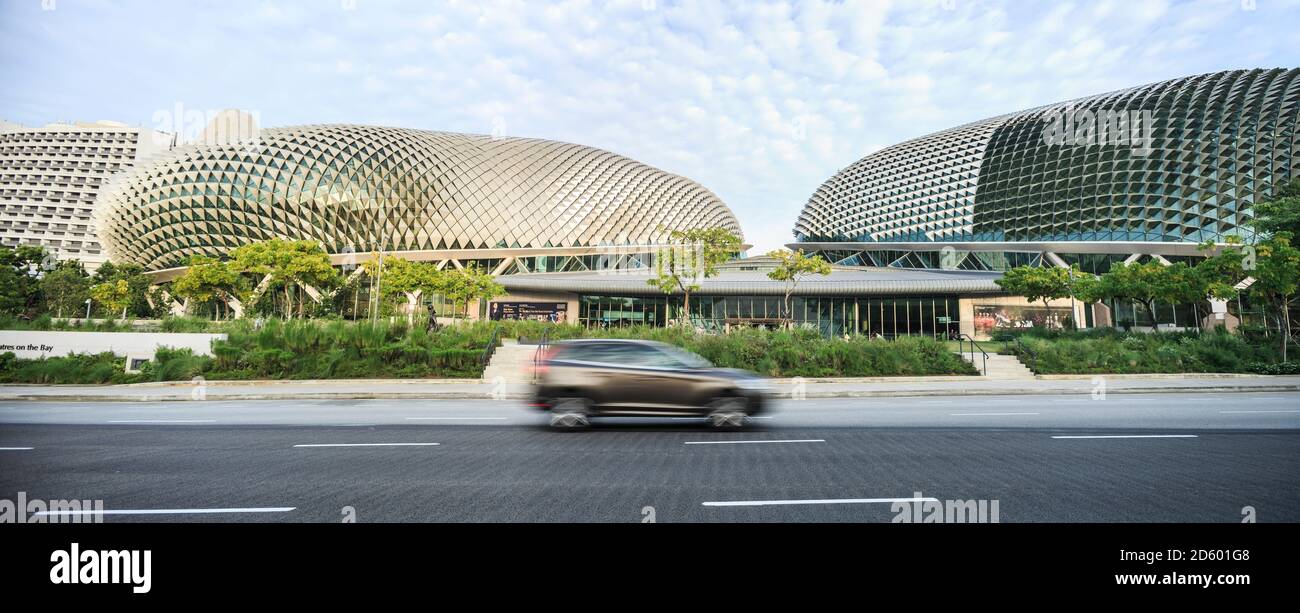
[684,439,825,445]
[404,417,507,420]
[293,442,441,448]
[108,420,217,424]
[35,507,296,516]
[1051,434,1198,439]
[0,447,34,451]
[703,496,939,507]
[950,412,1040,416]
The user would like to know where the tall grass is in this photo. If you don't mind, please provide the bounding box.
[1008,328,1287,374]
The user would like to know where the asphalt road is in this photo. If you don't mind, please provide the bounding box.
[2,392,1297,522]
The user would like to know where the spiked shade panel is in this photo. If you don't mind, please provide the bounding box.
[94,125,743,271]
[794,68,1300,246]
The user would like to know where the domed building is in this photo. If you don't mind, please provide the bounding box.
[93,125,743,277]
[794,68,1300,274]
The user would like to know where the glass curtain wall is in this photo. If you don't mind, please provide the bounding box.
[578,295,961,338]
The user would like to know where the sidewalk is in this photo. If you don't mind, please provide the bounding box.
[2,374,1298,402]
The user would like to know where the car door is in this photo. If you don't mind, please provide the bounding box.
[620,345,708,410]
[574,343,644,408]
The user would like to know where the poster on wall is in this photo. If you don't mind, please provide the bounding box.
[973,304,1072,336]
[489,302,568,322]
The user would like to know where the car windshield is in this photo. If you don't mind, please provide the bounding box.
[656,344,712,368]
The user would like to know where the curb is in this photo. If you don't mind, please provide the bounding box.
[4,384,1298,402]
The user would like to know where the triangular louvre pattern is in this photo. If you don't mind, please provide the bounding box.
[793,68,1300,246]
[94,126,743,270]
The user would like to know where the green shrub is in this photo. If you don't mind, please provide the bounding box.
[0,351,144,384]
[159,316,216,333]
[1247,361,1300,375]
[1011,329,1282,374]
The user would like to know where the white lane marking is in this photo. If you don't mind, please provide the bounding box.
[949,412,1041,416]
[703,496,938,507]
[404,417,508,420]
[35,507,296,517]
[107,419,216,424]
[293,442,441,448]
[1220,410,1300,414]
[1051,434,1198,439]
[669,416,774,420]
[0,447,34,450]
[684,439,824,445]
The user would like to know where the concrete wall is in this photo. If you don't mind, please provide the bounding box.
[0,331,225,360]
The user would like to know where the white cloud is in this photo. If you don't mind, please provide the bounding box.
[1,0,1297,253]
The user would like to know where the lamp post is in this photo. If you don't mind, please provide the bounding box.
[369,196,389,323]
[1067,267,1078,330]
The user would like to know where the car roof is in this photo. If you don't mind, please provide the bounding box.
[552,338,669,348]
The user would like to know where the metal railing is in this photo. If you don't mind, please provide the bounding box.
[956,333,989,376]
[479,325,501,368]
[532,328,552,383]
[1002,337,1039,374]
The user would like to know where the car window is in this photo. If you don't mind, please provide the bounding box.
[633,347,687,369]
[656,345,712,368]
[558,343,615,363]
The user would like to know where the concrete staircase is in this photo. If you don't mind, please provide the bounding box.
[959,351,1036,379]
[481,341,543,384]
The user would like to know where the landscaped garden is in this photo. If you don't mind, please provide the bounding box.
[0,318,979,384]
[992,327,1299,375]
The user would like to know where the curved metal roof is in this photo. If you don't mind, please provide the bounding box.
[94,125,742,270]
[795,68,1300,246]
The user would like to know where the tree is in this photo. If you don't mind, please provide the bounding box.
[39,266,90,318]
[765,249,831,325]
[0,246,50,316]
[363,256,443,325]
[1249,178,1300,238]
[646,227,743,325]
[1248,233,1300,361]
[995,265,1085,327]
[172,256,243,320]
[435,264,505,324]
[92,261,156,318]
[228,239,341,319]
[1086,261,1206,327]
[1193,238,1249,304]
[90,279,132,320]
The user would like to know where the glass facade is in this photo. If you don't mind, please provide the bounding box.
[579,295,961,338]
[795,68,1300,246]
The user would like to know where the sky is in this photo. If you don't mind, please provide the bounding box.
[2,0,1298,253]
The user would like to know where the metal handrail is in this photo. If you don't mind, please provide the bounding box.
[956,333,989,376]
[480,325,501,368]
[1003,337,1039,373]
[532,328,552,382]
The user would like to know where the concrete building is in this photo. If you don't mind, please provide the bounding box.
[0,120,176,268]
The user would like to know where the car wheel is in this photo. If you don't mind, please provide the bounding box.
[549,397,591,429]
[707,397,748,429]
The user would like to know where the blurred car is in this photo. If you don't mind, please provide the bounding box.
[530,338,770,429]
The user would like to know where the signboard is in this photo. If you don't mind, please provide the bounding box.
[0,331,226,360]
[489,302,568,322]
